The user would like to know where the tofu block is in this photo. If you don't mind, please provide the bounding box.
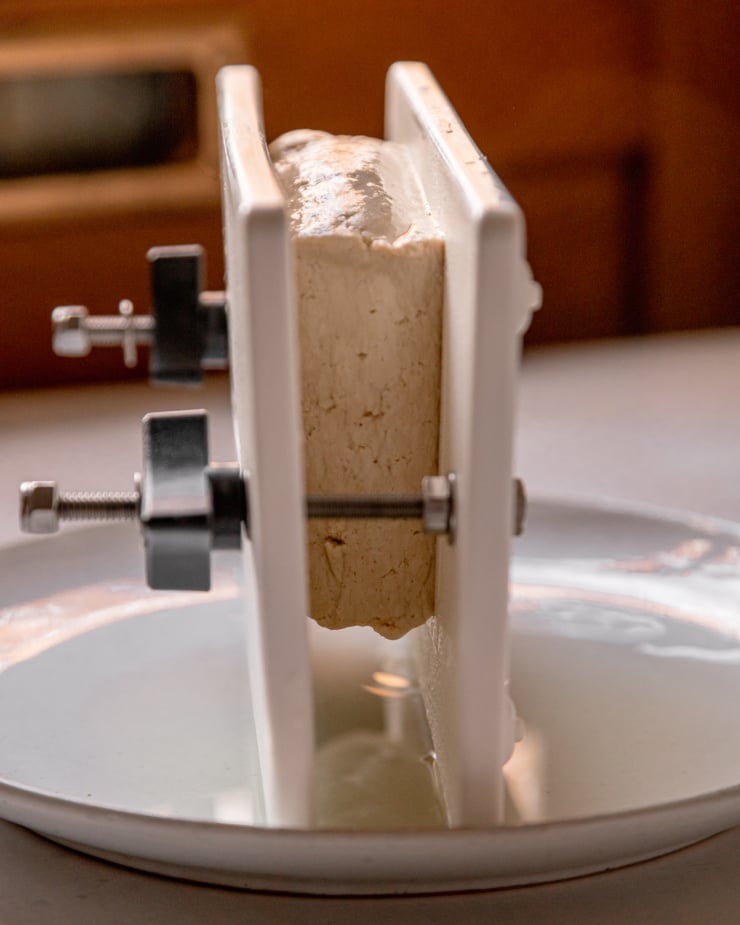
[270,130,444,638]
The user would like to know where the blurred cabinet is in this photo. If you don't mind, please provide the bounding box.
[0,0,737,388]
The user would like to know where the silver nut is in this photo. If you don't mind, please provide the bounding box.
[422,474,453,536]
[19,481,59,534]
[51,306,91,357]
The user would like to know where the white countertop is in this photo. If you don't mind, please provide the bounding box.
[1,329,739,922]
[516,329,740,522]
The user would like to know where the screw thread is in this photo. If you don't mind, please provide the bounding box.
[85,316,155,347]
[57,491,140,522]
[306,494,425,519]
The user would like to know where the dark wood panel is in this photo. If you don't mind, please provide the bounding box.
[512,153,649,344]
[646,0,740,332]
[0,0,736,390]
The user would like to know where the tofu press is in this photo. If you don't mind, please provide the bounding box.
[1,63,739,896]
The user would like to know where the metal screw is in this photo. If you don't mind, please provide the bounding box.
[305,494,425,521]
[20,475,526,539]
[20,481,140,534]
[51,245,229,382]
[52,302,155,368]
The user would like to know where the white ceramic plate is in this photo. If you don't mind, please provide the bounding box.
[1,498,739,894]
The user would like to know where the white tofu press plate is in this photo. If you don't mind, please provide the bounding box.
[1,498,739,895]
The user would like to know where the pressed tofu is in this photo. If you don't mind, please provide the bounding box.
[270,130,444,638]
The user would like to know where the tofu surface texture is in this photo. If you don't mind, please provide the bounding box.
[270,129,444,638]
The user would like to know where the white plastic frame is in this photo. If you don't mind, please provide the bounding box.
[216,62,538,829]
[217,66,313,828]
[387,62,538,826]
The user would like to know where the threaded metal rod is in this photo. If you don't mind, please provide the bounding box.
[21,477,524,537]
[84,315,155,347]
[306,494,425,520]
[57,491,140,522]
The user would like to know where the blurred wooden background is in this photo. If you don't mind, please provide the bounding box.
[0,0,737,389]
